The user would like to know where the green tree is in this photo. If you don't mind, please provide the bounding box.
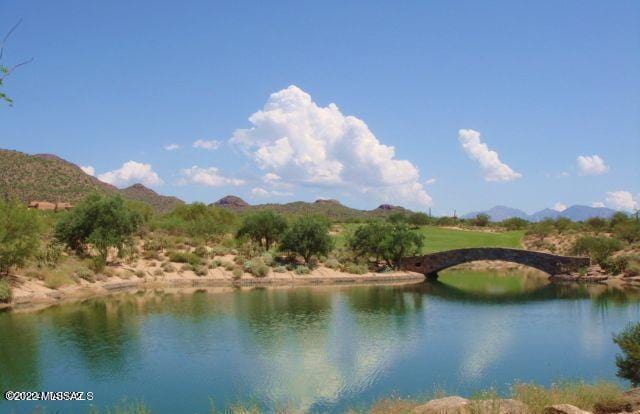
[348,221,388,262]
[610,212,631,229]
[0,199,42,275]
[54,193,142,263]
[613,322,640,386]
[408,212,432,227]
[153,203,236,239]
[380,223,424,268]
[280,216,333,264]
[586,217,608,234]
[570,236,622,264]
[527,219,554,241]
[236,211,288,250]
[554,217,573,234]
[614,221,640,244]
[387,212,408,224]
[472,213,490,227]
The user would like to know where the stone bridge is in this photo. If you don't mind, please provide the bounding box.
[400,248,590,278]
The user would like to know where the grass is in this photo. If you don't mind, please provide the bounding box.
[336,224,524,253]
[0,278,12,303]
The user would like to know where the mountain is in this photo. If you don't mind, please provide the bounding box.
[558,205,617,221]
[463,204,619,222]
[462,205,529,221]
[120,183,183,213]
[212,196,413,221]
[0,149,183,213]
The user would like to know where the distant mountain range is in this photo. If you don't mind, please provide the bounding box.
[462,204,619,222]
[0,149,183,213]
[212,195,411,221]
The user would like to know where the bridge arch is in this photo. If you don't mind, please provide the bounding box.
[400,248,589,277]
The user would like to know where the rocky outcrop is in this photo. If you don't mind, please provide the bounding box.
[550,265,610,283]
[544,404,592,414]
[212,195,249,207]
[412,396,528,414]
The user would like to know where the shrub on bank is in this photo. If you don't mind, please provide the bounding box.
[294,265,310,275]
[76,267,95,283]
[168,251,202,267]
[0,278,12,303]
[244,258,269,277]
[232,267,243,279]
[0,199,43,275]
[571,236,622,264]
[614,322,640,386]
[343,262,368,274]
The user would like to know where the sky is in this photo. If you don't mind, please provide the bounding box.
[1,1,638,215]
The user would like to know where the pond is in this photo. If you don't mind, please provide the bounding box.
[1,270,639,413]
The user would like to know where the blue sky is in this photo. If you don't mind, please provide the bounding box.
[1,1,638,215]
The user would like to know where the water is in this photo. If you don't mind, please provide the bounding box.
[1,270,639,413]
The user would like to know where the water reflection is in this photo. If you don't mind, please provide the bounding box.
[1,271,639,413]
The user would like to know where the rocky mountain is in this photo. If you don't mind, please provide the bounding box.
[212,196,413,221]
[464,204,619,222]
[0,149,183,213]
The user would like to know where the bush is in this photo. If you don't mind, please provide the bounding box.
[273,265,287,273]
[244,258,269,277]
[0,278,12,303]
[526,219,554,241]
[76,267,95,283]
[211,245,231,256]
[35,242,63,268]
[194,266,208,276]
[54,193,142,261]
[260,252,274,266]
[348,222,424,269]
[600,256,629,275]
[152,269,164,276]
[294,265,310,275]
[586,217,608,234]
[222,261,236,271]
[0,199,43,275]
[193,245,208,258]
[571,236,622,264]
[135,270,146,278]
[324,258,340,269]
[343,262,368,274]
[210,259,221,268]
[152,203,237,240]
[614,322,640,386]
[236,211,288,250]
[500,217,529,231]
[408,212,432,227]
[280,216,333,265]
[554,217,574,233]
[471,213,490,227]
[232,267,243,278]
[44,273,73,289]
[168,251,202,267]
[161,262,176,272]
[614,221,640,244]
[625,256,640,277]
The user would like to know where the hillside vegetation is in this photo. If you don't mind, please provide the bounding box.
[0,149,182,213]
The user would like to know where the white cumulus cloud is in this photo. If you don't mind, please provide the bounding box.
[425,178,437,185]
[577,155,609,176]
[80,165,95,176]
[164,143,180,151]
[192,139,221,150]
[180,166,245,187]
[251,187,292,197]
[458,129,522,182]
[229,85,432,207]
[98,161,163,187]
[553,202,567,212]
[591,202,605,208]
[606,190,638,211]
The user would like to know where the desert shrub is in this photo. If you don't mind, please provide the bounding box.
[585,216,608,234]
[76,267,95,283]
[614,221,640,244]
[513,381,624,414]
[554,217,574,233]
[210,245,230,256]
[294,265,310,275]
[408,212,432,227]
[273,265,287,273]
[26,270,44,280]
[610,212,631,229]
[168,251,202,267]
[35,242,64,268]
[161,262,176,272]
[142,250,160,260]
[625,256,640,277]
[571,236,622,264]
[435,216,458,226]
[194,266,208,276]
[600,256,629,275]
[244,258,269,277]
[526,219,555,241]
[280,216,333,265]
[500,217,529,231]
[152,269,164,276]
[343,262,368,274]
[236,211,288,250]
[89,255,107,273]
[471,213,490,227]
[0,279,12,303]
[324,258,340,269]
[135,270,146,278]
[180,264,193,272]
[193,245,208,258]
[236,239,265,261]
[614,322,640,386]
[232,267,243,278]
[387,212,408,224]
[0,199,43,275]
[54,193,142,262]
[44,273,73,289]
[222,261,236,271]
[260,252,274,266]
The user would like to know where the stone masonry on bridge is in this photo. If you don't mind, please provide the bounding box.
[400,248,590,277]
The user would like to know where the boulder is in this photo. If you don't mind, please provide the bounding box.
[544,404,592,414]
[412,396,469,414]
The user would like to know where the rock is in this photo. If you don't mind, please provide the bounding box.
[594,388,640,414]
[544,404,592,414]
[472,399,529,414]
[412,396,469,414]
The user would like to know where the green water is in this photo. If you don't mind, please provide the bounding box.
[1,270,639,413]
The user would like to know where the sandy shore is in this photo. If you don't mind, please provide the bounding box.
[1,265,425,312]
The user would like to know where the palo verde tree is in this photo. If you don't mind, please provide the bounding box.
[236,211,288,250]
[1,20,32,106]
[280,216,333,265]
[0,199,42,275]
[348,221,424,269]
[54,193,142,267]
[613,322,640,386]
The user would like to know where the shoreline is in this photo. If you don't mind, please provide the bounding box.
[0,268,426,312]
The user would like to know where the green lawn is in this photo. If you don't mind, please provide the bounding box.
[336,224,524,253]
